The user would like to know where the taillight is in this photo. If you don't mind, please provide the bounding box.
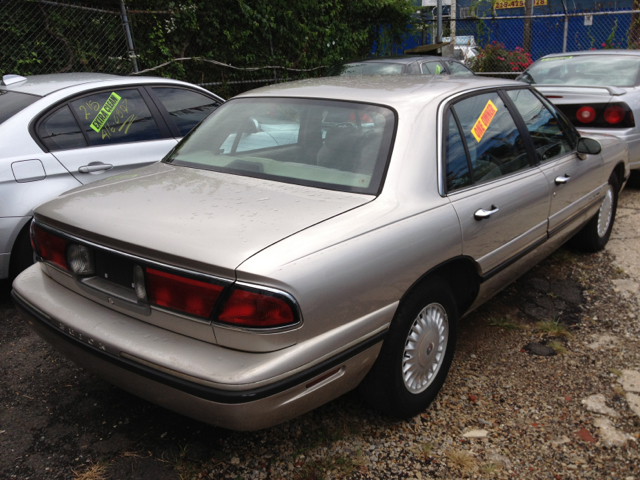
[604,105,625,125]
[576,106,596,124]
[31,222,68,270]
[217,287,297,328]
[146,268,224,319]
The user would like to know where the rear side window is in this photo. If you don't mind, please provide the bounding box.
[69,89,162,146]
[38,106,87,151]
[422,62,446,75]
[152,87,220,136]
[447,61,474,76]
[0,91,38,125]
[444,91,531,192]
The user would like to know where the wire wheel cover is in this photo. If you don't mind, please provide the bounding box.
[597,185,614,238]
[402,302,449,394]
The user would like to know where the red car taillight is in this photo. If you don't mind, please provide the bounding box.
[146,268,224,319]
[31,222,68,270]
[576,106,596,124]
[218,287,297,328]
[604,105,625,125]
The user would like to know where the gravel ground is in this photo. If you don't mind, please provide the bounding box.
[2,189,640,479]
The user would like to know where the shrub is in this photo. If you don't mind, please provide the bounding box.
[473,41,533,73]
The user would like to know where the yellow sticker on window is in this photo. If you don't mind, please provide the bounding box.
[435,64,442,74]
[90,92,122,133]
[471,100,498,142]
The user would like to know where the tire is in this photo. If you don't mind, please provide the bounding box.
[359,277,458,419]
[9,222,35,280]
[570,172,619,253]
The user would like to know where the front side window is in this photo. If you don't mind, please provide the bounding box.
[38,106,87,151]
[69,89,162,146]
[506,89,573,162]
[152,87,220,136]
[445,112,472,191]
[165,98,396,194]
[450,92,530,184]
[422,62,447,75]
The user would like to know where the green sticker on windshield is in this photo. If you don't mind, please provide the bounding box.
[435,64,442,74]
[90,92,122,133]
[540,56,573,62]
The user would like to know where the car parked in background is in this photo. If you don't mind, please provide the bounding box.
[517,51,640,171]
[442,36,480,66]
[13,76,628,431]
[326,55,475,76]
[0,73,223,280]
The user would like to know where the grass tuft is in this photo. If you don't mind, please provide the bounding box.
[547,340,567,355]
[480,462,500,474]
[445,449,477,472]
[609,368,623,377]
[535,318,570,338]
[72,461,109,480]
[487,316,520,330]
[294,452,362,479]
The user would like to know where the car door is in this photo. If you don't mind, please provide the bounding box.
[505,88,604,234]
[146,86,222,138]
[37,87,177,185]
[444,90,551,277]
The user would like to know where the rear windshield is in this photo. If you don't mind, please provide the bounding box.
[165,97,396,195]
[521,55,640,87]
[0,91,39,125]
[328,63,405,76]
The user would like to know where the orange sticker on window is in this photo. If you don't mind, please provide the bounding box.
[471,100,498,142]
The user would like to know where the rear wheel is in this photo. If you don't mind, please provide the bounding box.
[359,278,458,418]
[9,222,35,280]
[570,172,618,253]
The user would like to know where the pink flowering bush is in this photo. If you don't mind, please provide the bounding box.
[473,41,533,73]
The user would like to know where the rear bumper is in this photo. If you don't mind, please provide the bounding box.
[12,267,385,430]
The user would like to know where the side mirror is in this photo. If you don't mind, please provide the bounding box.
[577,137,602,160]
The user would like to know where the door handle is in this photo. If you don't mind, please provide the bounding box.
[474,205,499,220]
[78,163,113,174]
[555,174,571,185]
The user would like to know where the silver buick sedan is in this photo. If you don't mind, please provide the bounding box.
[12,76,629,431]
[0,73,223,281]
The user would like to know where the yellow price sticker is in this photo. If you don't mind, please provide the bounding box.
[471,100,498,142]
[90,92,122,133]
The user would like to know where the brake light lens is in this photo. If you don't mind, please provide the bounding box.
[31,222,68,270]
[146,268,223,318]
[217,287,297,328]
[604,105,625,125]
[576,106,596,124]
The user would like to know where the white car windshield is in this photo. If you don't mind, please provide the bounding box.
[165,97,396,195]
[522,55,640,87]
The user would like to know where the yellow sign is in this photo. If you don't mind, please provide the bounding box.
[90,92,121,133]
[495,0,547,9]
[471,100,498,142]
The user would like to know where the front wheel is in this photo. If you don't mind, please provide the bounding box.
[570,172,619,252]
[359,278,458,418]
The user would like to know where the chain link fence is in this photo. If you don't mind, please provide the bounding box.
[423,9,640,76]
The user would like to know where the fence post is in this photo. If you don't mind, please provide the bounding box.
[559,0,569,53]
[119,0,138,73]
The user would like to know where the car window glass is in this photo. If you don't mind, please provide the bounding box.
[447,61,474,76]
[38,105,88,151]
[506,89,573,162]
[70,89,162,146]
[445,112,472,192]
[152,87,220,136]
[0,91,39,125]
[421,62,446,75]
[451,92,530,183]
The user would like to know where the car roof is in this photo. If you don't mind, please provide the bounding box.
[340,56,460,66]
[236,75,524,107]
[542,50,640,59]
[0,72,202,97]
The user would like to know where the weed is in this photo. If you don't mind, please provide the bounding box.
[487,316,520,330]
[72,460,109,480]
[445,449,477,472]
[420,441,434,458]
[535,318,570,338]
[480,462,500,474]
[614,266,625,275]
[160,444,200,480]
[547,340,567,355]
[613,385,626,397]
[546,292,559,299]
[294,453,359,479]
[610,368,623,377]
